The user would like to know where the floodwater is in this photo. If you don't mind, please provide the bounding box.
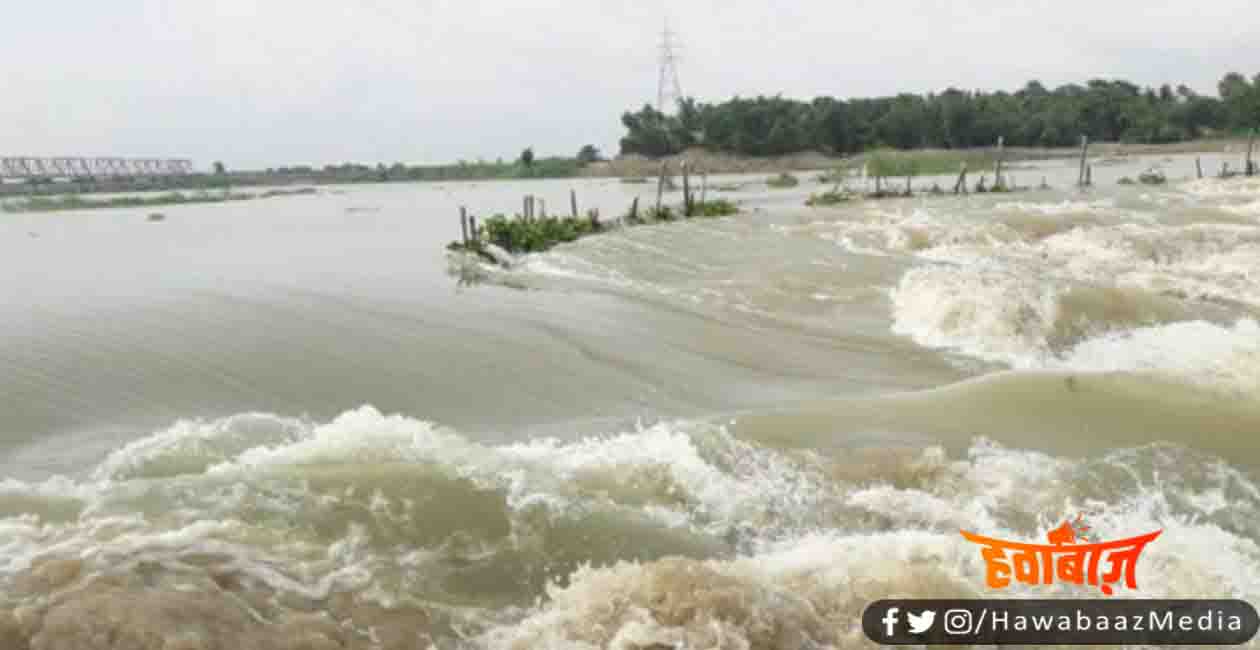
[1,154,1259,648]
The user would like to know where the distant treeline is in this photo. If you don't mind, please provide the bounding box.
[264,156,584,183]
[619,72,1260,157]
[0,149,597,197]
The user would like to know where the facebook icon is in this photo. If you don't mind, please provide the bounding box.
[882,607,900,638]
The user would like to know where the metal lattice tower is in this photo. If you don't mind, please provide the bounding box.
[657,22,684,114]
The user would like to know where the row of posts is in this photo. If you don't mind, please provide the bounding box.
[459,129,1258,244]
[654,160,706,216]
[1193,129,1254,180]
[457,187,599,247]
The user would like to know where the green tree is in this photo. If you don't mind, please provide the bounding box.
[212,161,226,175]
[576,145,602,164]
[519,147,535,168]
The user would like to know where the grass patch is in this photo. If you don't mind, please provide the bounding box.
[480,214,604,253]
[690,199,739,217]
[849,149,999,177]
[806,187,858,206]
[451,199,739,257]
[766,172,800,188]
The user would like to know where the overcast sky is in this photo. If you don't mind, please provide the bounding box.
[1,0,1256,170]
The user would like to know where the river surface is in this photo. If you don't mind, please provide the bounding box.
[1,154,1259,648]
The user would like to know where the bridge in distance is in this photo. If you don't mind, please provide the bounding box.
[0,157,194,179]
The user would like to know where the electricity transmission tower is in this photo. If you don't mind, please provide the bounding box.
[657,22,684,114]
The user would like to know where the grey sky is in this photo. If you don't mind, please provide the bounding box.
[2,0,1256,170]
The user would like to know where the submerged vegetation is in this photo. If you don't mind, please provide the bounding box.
[1,188,318,213]
[766,172,800,188]
[859,149,999,177]
[689,198,739,217]
[619,72,1260,157]
[481,213,603,253]
[449,197,739,259]
[806,187,858,206]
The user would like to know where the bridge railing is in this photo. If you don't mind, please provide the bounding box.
[0,157,194,179]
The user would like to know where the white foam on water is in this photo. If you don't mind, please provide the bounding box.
[1180,176,1260,200]
[483,439,1260,648]
[868,193,1260,394]
[891,260,1260,393]
[2,406,1259,647]
[1057,319,1260,394]
[92,412,310,482]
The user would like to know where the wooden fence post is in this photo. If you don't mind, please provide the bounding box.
[1247,129,1256,176]
[682,161,692,216]
[629,196,639,223]
[570,189,578,218]
[1196,157,1204,180]
[954,163,968,195]
[469,216,478,243]
[655,161,668,214]
[1078,135,1090,187]
[459,206,469,245]
[995,136,1006,190]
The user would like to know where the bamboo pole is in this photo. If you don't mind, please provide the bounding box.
[1078,135,1090,187]
[700,172,708,205]
[539,198,546,219]
[1085,165,1092,187]
[995,136,1006,190]
[469,216,478,243]
[523,195,531,221]
[655,161,668,214]
[681,161,692,216]
[1247,129,1256,176]
[954,163,968,195]
[1196,157,1204,180]
[459,206,469,245]
[629,196,639,223]
[570,189,578,218]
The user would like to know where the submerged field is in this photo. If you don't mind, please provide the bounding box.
[0,187,319,213]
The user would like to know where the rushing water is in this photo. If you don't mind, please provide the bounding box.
[1,154,1259,649]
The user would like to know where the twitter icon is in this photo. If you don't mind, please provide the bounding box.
[908,610,937,634]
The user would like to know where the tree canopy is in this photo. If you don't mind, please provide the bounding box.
[619,72,1258,157]
[576,145,602,164]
